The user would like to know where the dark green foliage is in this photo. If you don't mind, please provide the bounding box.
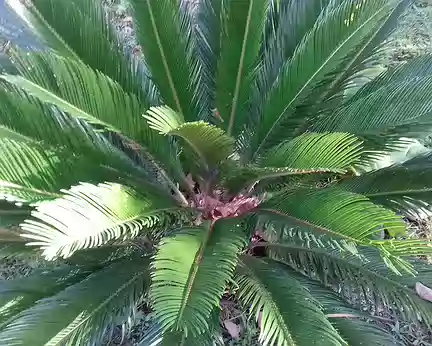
[0,0,431,345]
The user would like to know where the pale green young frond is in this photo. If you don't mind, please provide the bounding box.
[261,132,363,168]
[145,106,235,168]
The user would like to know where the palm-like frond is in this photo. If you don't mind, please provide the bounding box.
[248,0,400,158]
[222,132,362,192]
[254,0,337,127]
[0,82,158,194]
[20,0,154,102]
[0,265,93,327]
[194,0,223,121]
[235,255,345,346]
[0,82,119,159]
[145,106,235,170]
[21,182,185,260]
[1,0,431,345]
[314,56,432,155]
[4,51,184,186]
[261,132,363,168]
[215,0,268,136]
[130,0,199,121]
[288,268,400,346]
[267,238,432,324]
[6,52,154,145]
[259,187,406,239]
[0,201,30,226]
[255,187,432,273]
[339,153,432,217]
[150,219,246,337]
[315,0,412,105]
[0,256,150,346]
[0,139,122,203]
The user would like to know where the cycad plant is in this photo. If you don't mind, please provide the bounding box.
[0,0,432,345]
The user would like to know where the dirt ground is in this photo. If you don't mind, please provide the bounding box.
[388,0,432,64]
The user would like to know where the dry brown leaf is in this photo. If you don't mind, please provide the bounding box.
[415,282,432,302]
[223,320,241,339]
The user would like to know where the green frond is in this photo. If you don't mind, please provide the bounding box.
[340,144,432,218]
[288,269,399,346]
[261,132,363,169]
[6,52,146,141]
[145,106,235,169]
[222,132,362,192]
[0,223,35,260]
[0,82,117,158]
[0,242,36,261]
[313,56,432,156]
[222,165,337,194]
[130,0,200,121]
[256,187,432,273]
[235,255,345,346]
[152,309,223,346]
[215,0,268,135]
[259,187,406,240]
[0,81,164,189]
[249,0,400,158]
[259,222,359,256]
[194,0,223,121]
[0,256,150,346]
[21,182,186,260]
[262,0,336,64]
[314,0,411,106]
[4,51,183,184]
[0,265,93,327]
[267,240,432,324]
[150,219,247,337]
[22,0,153,101]
[0,138,124,204]
[65,244,145,268]
[1,73,114,132]
[252,0,337,135]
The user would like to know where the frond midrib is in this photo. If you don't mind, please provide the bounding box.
[317,3,398,103]
[175,225,215,329]
[227,0,255,135]
[270,246,420,297]
[0,181,62,199]
[259,208,361,244]
[145,1,183,117]
[365,188,432,198]
[253,4,391,158]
